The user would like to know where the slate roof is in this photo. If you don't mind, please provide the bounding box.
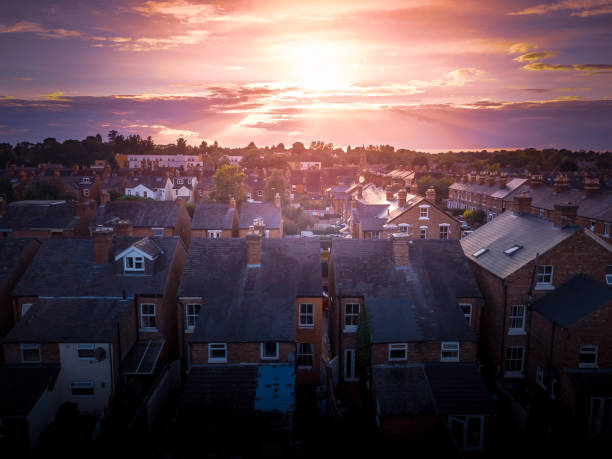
[460,211,580,279]
[180,238,321,342]
[372,363,495,417]
[0,200,79,230]
[131,237,164,258]
[352,203,389,231]
[13,236,179,297]
[125,176,170,190]
[0,238,38,287]
[4,298,130,343]
[91,200,181,228]
[191,202,236,230]
[0,366,60,417]
[532,275,612,328]
[449,177,528,199]
[238,202,281,229]
[331,239,481,343]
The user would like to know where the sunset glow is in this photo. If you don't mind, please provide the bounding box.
[0,0,611,149]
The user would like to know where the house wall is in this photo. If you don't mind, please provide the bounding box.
[371,341,478,365]
[190,229,234,239]
[337,297,363,383]
[3,343,60,364]
[296,297,324,385]
[238,228,282,239]
[190,342,295,364]
[383,199,461,240]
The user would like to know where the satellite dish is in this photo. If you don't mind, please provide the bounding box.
[94,347,107,362]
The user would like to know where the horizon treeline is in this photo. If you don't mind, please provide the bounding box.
[0,131,610,173]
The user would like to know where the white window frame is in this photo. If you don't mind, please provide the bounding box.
[606,274,612,286]
[124,255,145,272]
[439,224,450,239]
[388,343,408,361]
[589,219,596,231]
[344,348,358,381]
[504,346,525,378]
[185,303,201,332]
[260,342,279,360]
[298,303,314,329]
[536,366,547,389]
[139,303,157,331]
[579,345,598,368]
[398,223,412,235]
[448,415,484,451]
[208,230,222,239]
[441,342,460,362]
[459,303,472,326]
[77,343,96,360]
[297,342,313,369]
[419,226,427,239]
[344,303,360,332]
[257,190,263,197]
[419,205,429,219]
[535,265,554,290]
[21,303,32,318]
[208,343,227,363]
[604,223,610,238]
[508,305,526,335]
[20,343,41,363]
[152,227,164,237]
[82,188,89,197]
[71,381,95,397]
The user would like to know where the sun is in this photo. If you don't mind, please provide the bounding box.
[288,41,348,91]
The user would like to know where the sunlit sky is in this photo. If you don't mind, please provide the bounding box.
[1,0,611,150]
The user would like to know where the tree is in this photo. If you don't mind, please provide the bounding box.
[357,306,372,380]
[264,170,287,204]
[292,142,305,154]
[211,164,246,203]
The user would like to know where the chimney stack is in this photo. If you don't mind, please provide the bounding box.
[488,176,495,187]
[553,174,569,193]
[386,185,394,202]
[583,177,600,196]
[351,196,358,210]
[116,219,133,236]
[425,187,436,203]
[229,196,236,208]
[356,186,363,200]
[498,175,507,189]
[392,235,410,267]
[398,188,407,208]
[478,175,485,186]
[469,174,476,184]
[274,192,281,209]
[246,232,262,267]
[553,202,578,228]
[513,193,532,215]
[93,227,114,263]
[529,174,543,188]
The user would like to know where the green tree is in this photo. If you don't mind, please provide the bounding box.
[357,306,372,380]
[264,170,287,203]
[211,164,246,203]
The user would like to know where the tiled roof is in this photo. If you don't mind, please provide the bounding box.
[532,275,612,328]
[238,202,281,229]
[180,238,321,342]
[353,203,389,231]
[0,238,38,286]
[191,202,236,230]
[372,365,436,416]
[125,176,169,190]
[13,236,179,297]
[331,239,481,343]
[0,201,79,230]
[0,366,60,417]
[449,178,528,199]
[91,200,181,228]
[460,211,580,279]
[4,298,131,343]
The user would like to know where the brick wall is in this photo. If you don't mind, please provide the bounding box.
[3,343,60,364]
[238,228,282,239]
[190,229,234,239]
[382,199,461,240]
[191,342,295,364]
[371,341,477,365]
[296,297,323,385]
[174,201,193,247]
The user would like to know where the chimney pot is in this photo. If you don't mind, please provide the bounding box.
[498,176,507,189]
[116,219,133,236]
[386,185,394,202]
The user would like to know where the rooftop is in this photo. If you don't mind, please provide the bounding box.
[91,200,182,228]
[0,200,79,230]
[0,366,60,417]
[191,202,236,230]
[238,202,281,229]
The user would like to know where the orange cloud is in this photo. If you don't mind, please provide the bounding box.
[509,0,612,17]
[508,42,538,54]
[523,62,612,72]
[514,51,554,62]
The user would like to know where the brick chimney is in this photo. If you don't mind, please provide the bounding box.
[351,196,358,210]
[469,174,476,184]
[461,175,467,184]
[386,185,394,202]
[488,176,495,187]
[553,174,569,193]
[583,177,600,196]
[553,202,578,228]
[478,175,485,186]
[229,197,236,208]
[93,227,114,263]
[398,188,407,207]
[356,186,363,200]
[392,236,410,267]
[246,232,262,267]
[498,175,507,189]
[116,219,133,236]
[274,192,281,209]
[425,187,436,203]
[513,193,532,215]
[529,174,543,188]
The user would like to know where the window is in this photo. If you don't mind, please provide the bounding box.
[607,274,612,286]
[448,415,484,451]
[536,366,547,389]
[297,343,313,369]
[508,305,526,334]
[419,226,427,239]
[589,220,596,231]
[82,188,89,197]
[441,342,459,362]
[473,248,488,258]
[257,190,263,197]
[21,343,41,363]
[539,208,545,217]
[388,343,408,361]
[77,344,96,360]
[143,191,148,198]
[176,178,183,184]
[550,378,557,400]
[459,303,472,326]
[152,227,164,237]
[579,346,598,368]
[604,223,610,238]
[261,342,279,360]
[299,303,314,328]
[291,184,296,192]
[419,206,429,219]
[124,255,145,272]
[71,381,94,397]
[21,303,32,317]
[127,190,133,196]
[344,303,360,332]
[503,245,522,256]
[504,346,524,377]
[589,397,612,437]
[535,265,554,289]
[439,224,449,239]
[140,303,157,330]
[208,230,221,239]
[398,223,411,234]
[185,304,201,331]
[208,343,227,363]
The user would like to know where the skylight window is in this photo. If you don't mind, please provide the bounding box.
[503,245,523,256]
[473,248,488,258]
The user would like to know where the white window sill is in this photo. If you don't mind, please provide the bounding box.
[418,217,429,221]
[504,371,525,379]
[440,357,459,363]
[578,364,598,369]
[537,382,547,390]
[261,356,279,361]
[297,366,312,370]
[139,327,158,333]
[508,329,526,336]
[184,329,194,334]
[208,359,227,364]
[535,284,554,291]
[389,358,407,362]
[343,326,358,333]
[299,324,314,329]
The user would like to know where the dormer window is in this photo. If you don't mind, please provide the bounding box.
[124,256,144,272]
